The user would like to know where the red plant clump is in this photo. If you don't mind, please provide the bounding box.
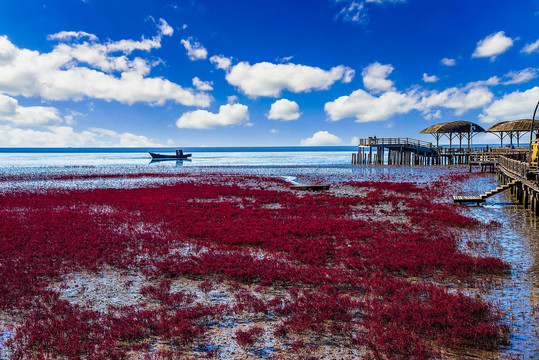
[235,326,264,347]
[0,173,509,359]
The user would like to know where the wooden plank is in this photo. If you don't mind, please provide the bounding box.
[452,195,486,203]
[290,184,330,191]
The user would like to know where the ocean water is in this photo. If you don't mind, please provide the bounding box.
[0,147,356,167]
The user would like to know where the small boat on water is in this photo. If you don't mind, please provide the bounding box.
[149,149,192,160]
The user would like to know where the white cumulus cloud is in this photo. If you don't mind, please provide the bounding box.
[226,61,354,97]
[362,62,395,93]
[423,110,441,120]
[479,86,539,123]
[418,86,493,116]
[157,19,174,36]
[472,31,514,60]
[210,55,233,70]
[267,99,301,121]
[227,95,239,104]
[0,34,211,107]
[441,58,456,66]
[325,82,494,122]
[325,89,417,122]
[176,103,250,129]
[503,68,538,85]
[300,131,342,146]
[422,73,439,83]
[89,127,162,146]
[0,124,161,147]
[192,77,213,91]
[466,76,501,87]
[180,37,207,61]
[522,39,539,54]
[0,94,62,126]
[47,31,98,42]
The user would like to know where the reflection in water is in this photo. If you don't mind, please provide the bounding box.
[464,175,539,358]
[149,159,191,166]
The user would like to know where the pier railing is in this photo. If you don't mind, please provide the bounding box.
[469,153,499,163]
[498,155,530,179]
[436,146,526,154]
[491,147,529,154]
[436,147,490,154]
[359,137,433,149]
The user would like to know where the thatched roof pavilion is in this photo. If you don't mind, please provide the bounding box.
[486,119,539,146]
[419,121,485,148]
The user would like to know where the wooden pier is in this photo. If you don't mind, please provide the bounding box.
[350,136,539,216]
[453,152,539,216]
[452,179,520,204]
[351,137,494,166]
[468,153,498,173]
[496,155,539,215]
[352,137,437,165]
[452,195,486,205]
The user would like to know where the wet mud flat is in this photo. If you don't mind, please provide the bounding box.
[0,166,524,359]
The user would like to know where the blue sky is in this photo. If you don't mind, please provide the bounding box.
[0,0,538,147]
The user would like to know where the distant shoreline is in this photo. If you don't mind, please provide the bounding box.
[0,144,504,153]
[0,146,357,153]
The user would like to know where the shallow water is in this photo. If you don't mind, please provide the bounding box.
[0,150,354,168]
[0,149,538,357]
[468,182,539,358]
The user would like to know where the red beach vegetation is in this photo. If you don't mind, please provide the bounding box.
[0,173,509,359]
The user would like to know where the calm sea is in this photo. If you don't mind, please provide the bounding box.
[0,146,357,167]
[0,144,497,167]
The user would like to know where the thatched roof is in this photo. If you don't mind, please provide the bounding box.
[486,119,539,133]
[419,121,485,134]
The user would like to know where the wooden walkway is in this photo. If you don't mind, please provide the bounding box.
[352,138,528,166]
[468,153,499,173]
[352,137,436,165]
[495,156,539,215]
[452,179,520,204]
[454,154,539,216]
[452,196,485,204]
[479,179,520,199]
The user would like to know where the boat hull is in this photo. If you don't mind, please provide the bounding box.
[149,152,192,159]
